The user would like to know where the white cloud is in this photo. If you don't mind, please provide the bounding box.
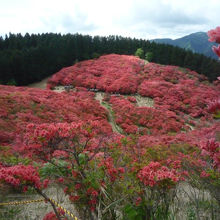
[0,0,220,39]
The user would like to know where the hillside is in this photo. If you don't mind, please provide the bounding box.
[151,32,219,59]
[0,33,220,87]
[0,54,220,219]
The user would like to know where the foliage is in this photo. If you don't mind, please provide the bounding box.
[135,48,144,59]
[0,206,21,220]
[145,52,153,61]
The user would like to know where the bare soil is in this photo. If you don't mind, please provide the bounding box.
[27,77,51,89]
[1,185,79,220]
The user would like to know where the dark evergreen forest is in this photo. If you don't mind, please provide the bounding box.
[0,33,219,85]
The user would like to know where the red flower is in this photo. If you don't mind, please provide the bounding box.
[91,190,99,197]
[58,177,64,183]
[212,45,220,57]
[200,171,210,178]
[135,197,142,206]
[72,170,78,178]
[43,179,50,188]
[75,183,81,190]
[208,26,220,43]
[88,199,97,205]
[90,206,96,212]
[43,212,58,220]
[69,195,80,202]
[118,167,125,173]
[87,188,98,197]
[23,186,28,192]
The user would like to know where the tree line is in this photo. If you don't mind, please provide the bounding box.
[0,32,219,85]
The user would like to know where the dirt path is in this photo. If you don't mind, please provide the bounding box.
[95,92,124,134]
[27,77,51,89]
[28,79,124,134]
[135,95,154,107]
[28,77,66,93]
[94,92,154,134]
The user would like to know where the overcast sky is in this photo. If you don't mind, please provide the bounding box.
[0,0,220,40]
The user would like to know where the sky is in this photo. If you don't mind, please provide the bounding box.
[0,0,220,40]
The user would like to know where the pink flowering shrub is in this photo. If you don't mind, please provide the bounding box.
[48,54,143,94]
[208,98,220,118]
[201,138,220,171]
[208,26,220,57]
[109,96,186,135]
[208,26,220,43]
[137,162,181,187]
[0,165,41,189]
[17,121,127,219]
[48,54,219,120]
[0,85,111,146]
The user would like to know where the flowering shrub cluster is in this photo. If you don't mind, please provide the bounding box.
[48,54,219,120]
[0,85,111,146]
[137,161,181,187]
[138,65,218,118]
[208,26,220,57]
[47,54,143,94]
[0,165,41,189]
[21,120,110,159]
[208,98,220,118]
[109,96,186,134]
[201,138,220,171]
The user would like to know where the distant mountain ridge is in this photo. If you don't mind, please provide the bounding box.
[151,32,219,60]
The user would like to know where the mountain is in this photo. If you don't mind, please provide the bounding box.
[151,32,219,60]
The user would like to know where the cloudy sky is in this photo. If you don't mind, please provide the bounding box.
[0,0,220,40]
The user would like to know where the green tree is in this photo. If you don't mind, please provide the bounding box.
[145,52,153,61]
[135,48,144,58]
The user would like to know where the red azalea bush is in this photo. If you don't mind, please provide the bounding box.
[18,121,124,219]
[0,85,111,146]
[137,161,181,187]
[208,98,220,118]
[109,96,187,135]
[47,54,143,94]
[48,54,219,120]
[20,124,192,219]
[208,26,220,57]
[208,26,220,43]
[0,165,41,189]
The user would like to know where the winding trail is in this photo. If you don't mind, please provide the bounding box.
[95,92,124,134]
[27,77,154,134]
[94,92,155,134]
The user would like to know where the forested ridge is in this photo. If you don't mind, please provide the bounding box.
[151,32,219,60]
[0,32,219,85]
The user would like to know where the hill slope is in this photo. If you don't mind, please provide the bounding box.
[151,32,219,59]
[0,54,220,219]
